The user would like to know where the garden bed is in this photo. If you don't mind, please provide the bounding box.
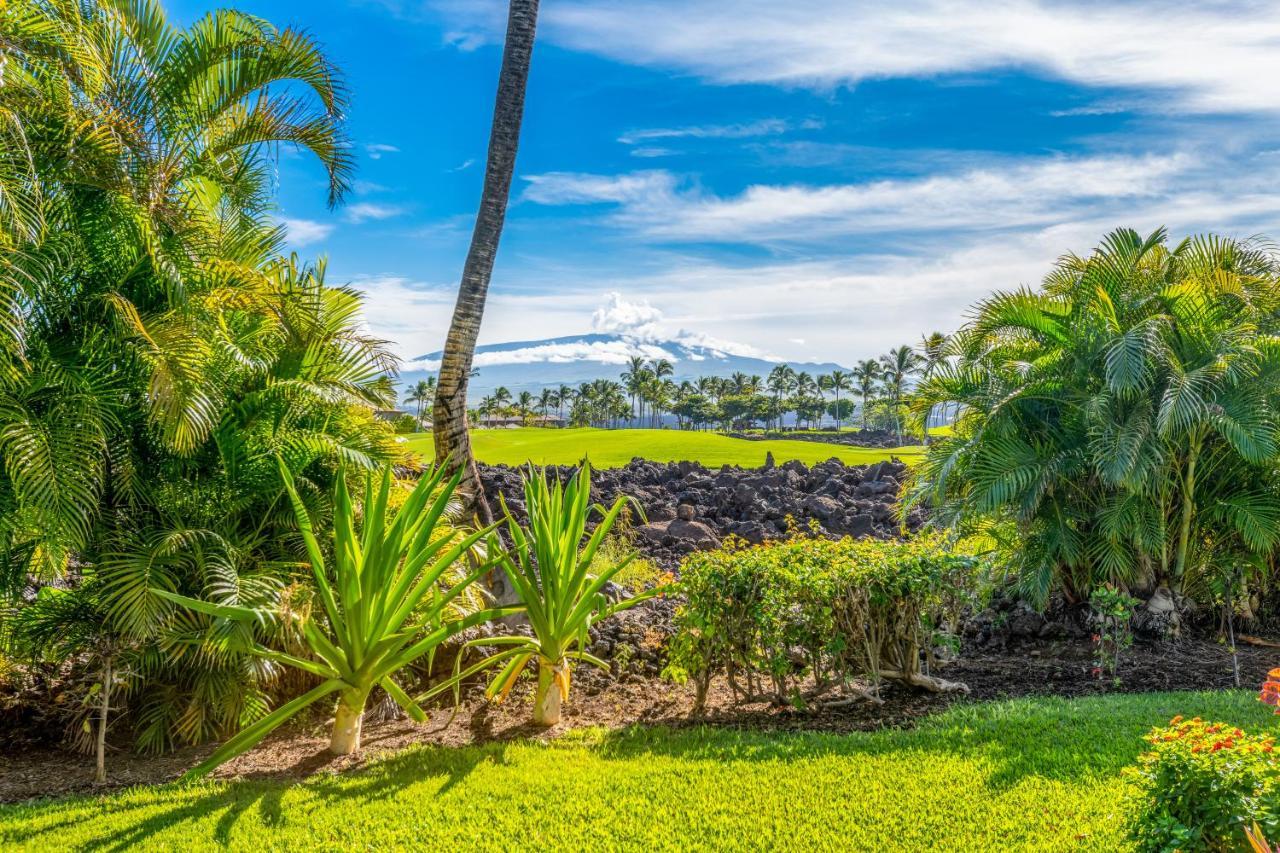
[2,634,1273,804]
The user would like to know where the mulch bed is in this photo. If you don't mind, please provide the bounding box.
[2,634,1275,804]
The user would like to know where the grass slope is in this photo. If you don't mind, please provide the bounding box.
[3,691,1270,851]
[403,428,923,469]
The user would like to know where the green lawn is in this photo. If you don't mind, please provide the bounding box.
[402,428,924,468]
[3,691,1270,851]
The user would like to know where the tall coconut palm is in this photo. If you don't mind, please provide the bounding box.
[879,346,921,444]
[824,371,852,432]
[767,364,796,431]
[852,359,881,430]
[404,378,437,425]
[556,384,574,419]
[433,0,541,523]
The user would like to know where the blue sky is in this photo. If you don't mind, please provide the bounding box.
[174,0,1280,369]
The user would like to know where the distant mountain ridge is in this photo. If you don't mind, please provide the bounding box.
[401,332,851,397]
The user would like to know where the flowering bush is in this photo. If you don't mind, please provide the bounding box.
[1261,668,1280,714]
[663,532,978,712]
[1127,716,1280,852]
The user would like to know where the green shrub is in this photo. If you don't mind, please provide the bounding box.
[665,533,977,711]
[1127,716,1280,851]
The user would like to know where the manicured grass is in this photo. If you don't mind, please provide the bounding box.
[3,691,1272,851]
[402,428,924,469]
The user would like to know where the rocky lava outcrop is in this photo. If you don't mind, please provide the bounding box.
[479,455,923,569]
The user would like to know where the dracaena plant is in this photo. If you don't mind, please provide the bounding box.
[477,464,661,726]
[155,460,509,777]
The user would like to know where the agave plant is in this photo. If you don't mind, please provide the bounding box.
[155,460,510,777]
[478,464,661,726]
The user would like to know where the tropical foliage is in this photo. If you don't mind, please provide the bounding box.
[665,531,977,713]
[477,464,660,725]
[156,462,508,777]
[907,228,1280,607]
[0,0,404,759]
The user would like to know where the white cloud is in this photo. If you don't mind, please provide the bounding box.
[366,143,400,160]
[447,158,476,172]
[618,118,793,145]
[344,202,406,224]
[591,291,664,335]
[521,170,681,206]
[523,153,1194,243]
[532,1,1280,114]
[279,217,334,247]
[630,147,678,158]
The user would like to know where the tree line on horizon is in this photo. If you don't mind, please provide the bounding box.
[445,336,949,442]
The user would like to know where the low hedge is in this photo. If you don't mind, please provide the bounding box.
[664,531,978,710]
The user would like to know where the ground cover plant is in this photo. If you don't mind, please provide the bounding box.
[402,428,923,469]
[1,691,1272,851]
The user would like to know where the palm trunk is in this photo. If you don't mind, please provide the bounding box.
[533,657,566,726]
[1173,432,1203,584]
[95,655,112,783]
[433,0,540,525]
[330,690,367,755]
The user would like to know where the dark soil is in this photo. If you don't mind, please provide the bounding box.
[3,633,1275,804]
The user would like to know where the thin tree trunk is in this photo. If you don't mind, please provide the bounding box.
[433,0,540,525]
[95,655,112,783]
[1173,432,1202,584]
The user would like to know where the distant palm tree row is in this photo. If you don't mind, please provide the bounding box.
[461,334,954,438]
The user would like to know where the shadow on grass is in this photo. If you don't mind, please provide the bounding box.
[589,689,1268,790]
[6,689,1264,849]
[7,742,512,852]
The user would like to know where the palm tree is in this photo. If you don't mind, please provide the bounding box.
[491,386,513,412]
[879,346,921,444]
[433,0,541,524]
[908,227,1280,604]
[767,364,796,431]
[825,371,852,432]
[621,356,647,425]
[918,331,949,439]
[516,390,535,424]
[852,359,881,430]
[556,384,574,419]
[404,378,437,426]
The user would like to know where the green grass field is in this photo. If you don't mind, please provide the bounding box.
[2,691,1268,851]
[402,428,924,468]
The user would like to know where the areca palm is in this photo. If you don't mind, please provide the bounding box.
[908,227,1280,606]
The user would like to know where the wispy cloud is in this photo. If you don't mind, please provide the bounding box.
[447,158,476,172]
[279,217,334,247]
[618,118,795,145]
[344,202,406,224]
[523,153,1196,243]
[436,0,1280,114]
[365,143,400,160]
